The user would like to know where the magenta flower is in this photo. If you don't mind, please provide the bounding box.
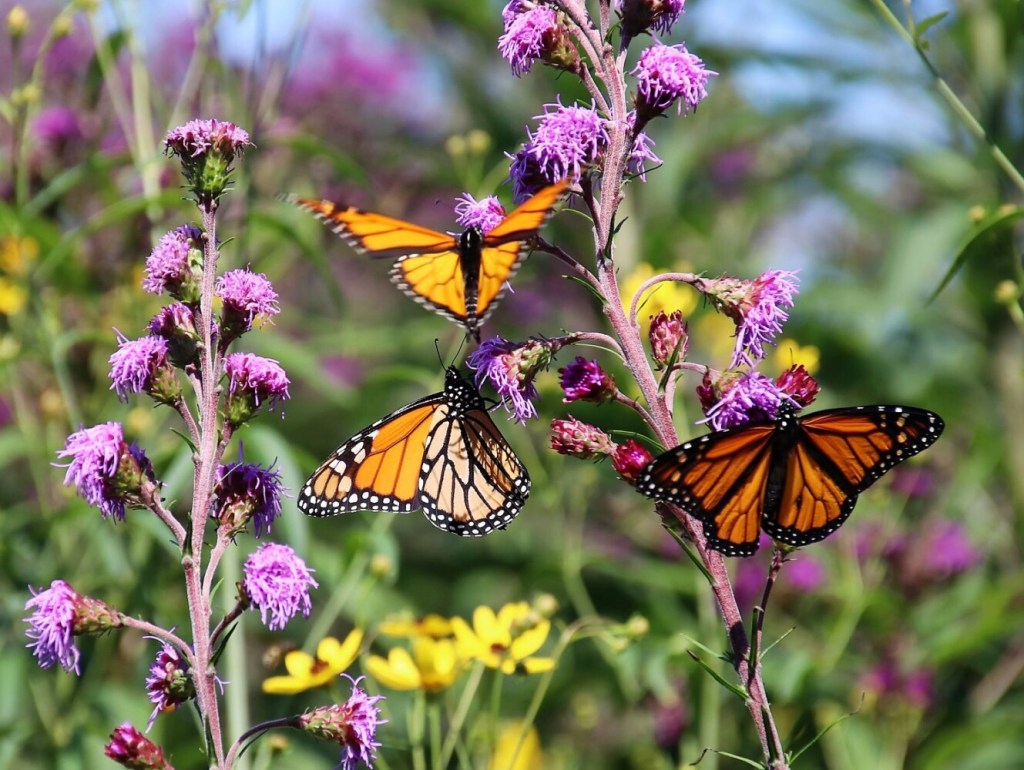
[507,145,553,204]
[24,580,81,674]
[33,106,83,148]
[454,192,506,233]
[632,43,716,120]
[104,723,173,769]
[775,364,819,408]
[467,336,555,423]
[145,643,194,732]
[243,543,318,631]
[142,224,202,298]
[612,439,654,484]
[860,661,934,710]
[223,352,291,423]
[216,268,279,341]
[164,118,253,202]
[148,302,202,367]
[700,371,794,431]
[627,119,662,180]
[918,520,980,579]
[550,416,615,459]
[213,459,286,537]
[498,2,577,78]
[648,309,688,368]
[618,0,686,38]
[56,422,155,521]
[108,335,175,402]
[559,356,616,403]
[298,675,385,770]
[785,554,826,592]
[525,100,609,187]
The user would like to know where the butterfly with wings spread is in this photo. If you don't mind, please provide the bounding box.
[292,179,569,340]
[297,367,529,536]
[637,403,944,556]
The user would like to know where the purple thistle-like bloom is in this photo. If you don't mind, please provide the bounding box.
[214,459,286,537]
[299,675,385,770]
[108,335,170,400]
[24,580,81,674]
[775,364,819,408]
[612,439,654,484]
[243,543,318,631]
[701,372,795,431]
[559,356,616,403]
[146,643,194,732]
[224,352,291,421]
[454,193,506,234]
[921,520,980,578]
[216,268,279,330]
[618,0,686,37]
[56,422,129,520]
[33,106,84,148]
[143,224,202,297]
[507,146,552,204]
[467,336,554,423]
[149,302,203,367]
[632,43,715,118]
[105,722,173,769]
[523,100,609,188]
[626,114,662,181]
[164,118,252,160]
[550,416,616,459]
[732,271,799,368]
[786,554,826,592]
[649,309,688,367]
[499,3,559,76]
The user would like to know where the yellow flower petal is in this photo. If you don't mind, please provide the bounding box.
[282,650,316,678]
[320,629,363,671]
[367,648,422,690]
[521,657,555,675]
[262,674,314,695]
[379,613,453,638]
[510,619,550,661]
[490,723,543,770]
[472,605,508,648]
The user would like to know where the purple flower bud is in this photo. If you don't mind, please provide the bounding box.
[700,371,794,431]
[617,0,686,40]
[632,43,715,121]
[242,543,318,631]
[559,356,616,403]
[213,459,286,538]
[775,364,819,408]
[648,309,688,368]
[164,118,253,202]
[148,303,202,367]
[298,675,385,770]
[550,416,615,459]
[104,723,173,769]
[223,352,291,424]
[142,224,203,300]
[612,439,654,484]
[216,268,279,344]
[467,336,558,423]
[454,193,506,233]
[108,334,178,403]
[24,580,122,675]
[56,422,158,521]
[146,643,194,732]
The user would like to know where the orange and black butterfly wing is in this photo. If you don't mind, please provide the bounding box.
[417,370,531,536]
[637,425,778,556]
[761,406,944,548]
[389,250,472,333]
[473,179,570,327]
[297,391,445,517]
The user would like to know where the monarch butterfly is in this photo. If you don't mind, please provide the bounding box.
[292,179,569,340]
[636,404,944,556]
[297,367,529,536]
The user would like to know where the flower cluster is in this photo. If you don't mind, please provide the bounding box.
[298,676,385,770]
[242,543,318,631]
[213,458,286,537]
[454,192,506,233]
[468,336,559,423]
[499,1,578,77]
[146,643,195,731]
[164,118,253,201]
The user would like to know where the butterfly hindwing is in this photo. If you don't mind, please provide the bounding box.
[298,368,530,536]
[637,404,944,556]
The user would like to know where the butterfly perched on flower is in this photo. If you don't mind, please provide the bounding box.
[637,404,944,556]
[291,179,569,340]
[297,367,529,536]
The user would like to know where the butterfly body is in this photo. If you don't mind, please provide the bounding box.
[298,367,530,536]
[637,404,944,556]
[294,180,569,340]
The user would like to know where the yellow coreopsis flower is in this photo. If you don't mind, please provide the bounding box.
[768,337,820,375]
[451,602,554,675]
[377,612,453,638]
[262,631,363,695]
[489,723,543,770]
[366,637,461,692]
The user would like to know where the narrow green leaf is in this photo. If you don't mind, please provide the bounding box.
[789,702,860,764]
[929,205,1023,302]
[914,11,949,46]
[687,650,748,701]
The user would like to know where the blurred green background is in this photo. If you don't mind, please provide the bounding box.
[2,0,1023,768]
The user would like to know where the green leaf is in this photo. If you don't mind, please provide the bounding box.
[929,205,1023,302]
[914,12,949,47]
[687,650,749,701]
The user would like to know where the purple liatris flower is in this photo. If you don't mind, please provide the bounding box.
[164,118,253,202]
[521,100,609,189]
[626,117,662,181]
[24,580,122,674]
[632,43,715,123]
[775,364,819,408]
[105,723,173,770]
[454,193,506,233]
[56,422,157,521]
[213,459,285,537]
[550,416,615,459]
[618,0,686,39]
[507,146,553,204]
[498,2,578,77]
[612,439,654,484]
[559,356,616,403]
[33,105,83,148]
[243,543,318,631]
[298,675,385,770]
[467,336,557,423]
[108,334,179,403]
[700,371,794,431]
[785,554,826,592]
[223,352,291,424]
[216,268,279,343]
[146,643,194,731]
[148,303,202,367]
[921,520,980,577]
[648,309,688,368]
[142,224,202,300]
